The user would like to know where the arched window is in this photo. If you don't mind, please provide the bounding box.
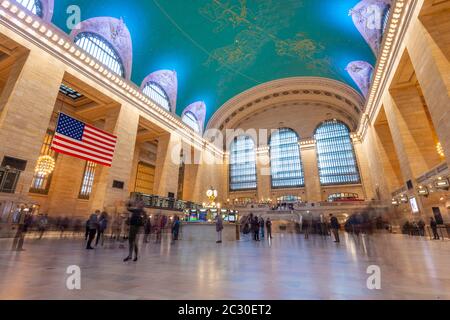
[142,82,170,111]
[182,112,200,133]
[269,128,304,188]
[74,32,125,77]
[229,136,257,191]
[16,0,43,17]
[314,120,360,185]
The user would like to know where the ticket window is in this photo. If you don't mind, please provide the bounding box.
[135,162,155,195]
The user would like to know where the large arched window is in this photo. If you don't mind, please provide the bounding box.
[182,112,200,133]
[74,32,125,77]
[314,120,360,185]
[16,0,43,17]
[229,136,257,191]
[270,128,304,188]
[143,82,170,111]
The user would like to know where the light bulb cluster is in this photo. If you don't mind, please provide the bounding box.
[34,155,55,176]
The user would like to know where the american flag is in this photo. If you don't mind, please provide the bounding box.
[51,113,117,167]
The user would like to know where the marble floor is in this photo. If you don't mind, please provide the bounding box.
[0,232,449,300]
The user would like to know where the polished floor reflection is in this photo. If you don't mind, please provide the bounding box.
[0,232,449,300]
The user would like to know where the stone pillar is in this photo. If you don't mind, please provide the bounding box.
[153,132,181,197]
[88,104,139,212]
[300,144,321,203]
[407,19,450,167]
[0,49,65,198]
[256,147,271,202]
[353,140,374,200]
[383,93,426,215]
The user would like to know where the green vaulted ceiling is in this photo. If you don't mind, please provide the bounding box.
[52,0,375,123]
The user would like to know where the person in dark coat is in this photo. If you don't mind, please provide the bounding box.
[86,212,99,249]
[430,217,439,240]
[143,215,152,243]
[265,217,272,239]
[95,212,108,246]
[329,214,340,243]
[252,216,260,241]
[172,216,180,241]
[123,202,144,262]
[216,213,224,243]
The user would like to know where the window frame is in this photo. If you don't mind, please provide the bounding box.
[229,135,258,192]
[314,120,361,186]
[182,111,201,133]
[142,81,171,111]
[269,127,305,189]
[78,161,97,200]
[16,0,43,17]
[74,32,125,77]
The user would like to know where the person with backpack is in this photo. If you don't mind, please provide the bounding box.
[329,214,340,243]
[123,202,144,262]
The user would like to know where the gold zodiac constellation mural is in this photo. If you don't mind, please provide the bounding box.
[199,0,334,87]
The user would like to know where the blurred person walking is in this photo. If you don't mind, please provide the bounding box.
[123,202,144,262]
[329,214,340,243]
[143,214,152,243]
[172,215,180,242]
[86,211,99,250]
[37,214,48,240]
[216,212,224,243]
[96,212,108,246]
[430,217,440,240]
[259,216,265,239]
[266,217,272,239]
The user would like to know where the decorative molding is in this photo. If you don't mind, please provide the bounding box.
[358,0,417,139]
[0,0,223,157]
[207,77,365,133]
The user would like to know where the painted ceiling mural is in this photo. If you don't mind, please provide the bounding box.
[49,0,377,124]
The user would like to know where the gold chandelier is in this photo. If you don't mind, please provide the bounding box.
[35,155,56,176]
[436,142,445,158]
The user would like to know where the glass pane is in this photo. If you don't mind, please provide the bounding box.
[229,136,257,191]
[75,32,125,77]
[270,128,304,188]
[315,120,361,185]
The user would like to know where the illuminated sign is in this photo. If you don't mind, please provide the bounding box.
[409,197,419,214]
[434,178,449,190]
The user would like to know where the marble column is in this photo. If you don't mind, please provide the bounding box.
[407,19,450,167]
[0,49,65,199]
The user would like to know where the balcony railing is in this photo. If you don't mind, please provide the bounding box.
[130,192,201,212]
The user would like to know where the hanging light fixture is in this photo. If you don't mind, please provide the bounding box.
[436,142,445,158]
[35,155,56,176]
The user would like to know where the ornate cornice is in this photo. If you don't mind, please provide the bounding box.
[207,77,365,133]
[358,0,418,139]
